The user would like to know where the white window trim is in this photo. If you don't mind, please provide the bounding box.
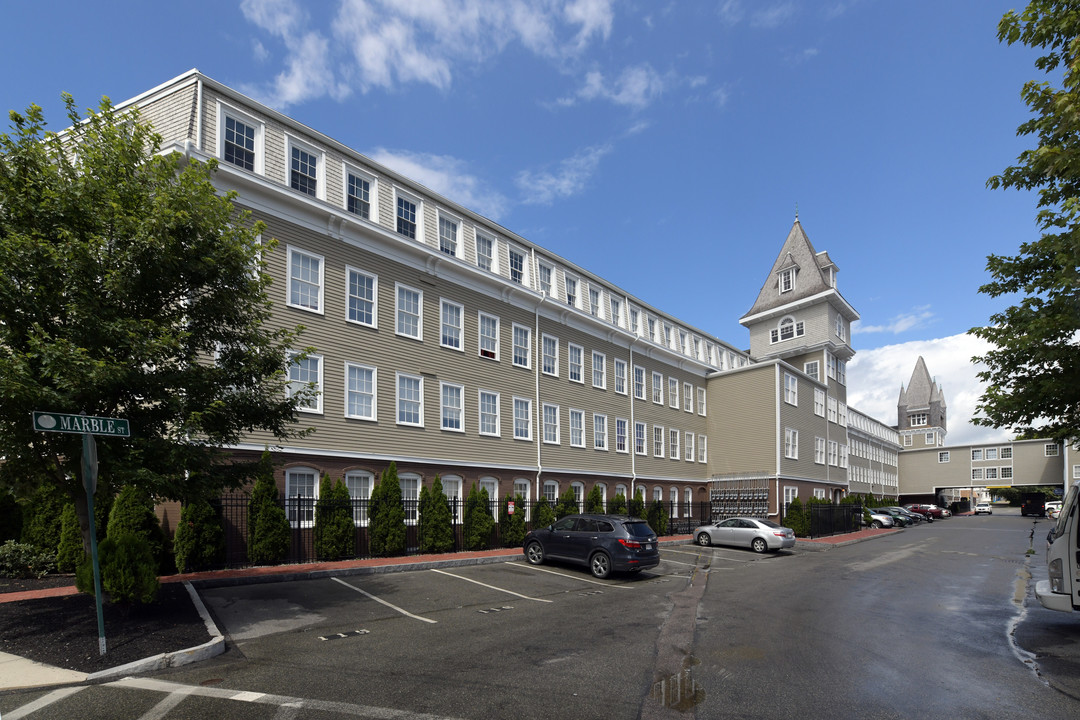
[440,298,464,351]
[440,381,465,433]
[396,372,424,427]
[285,467,318,529]
[669,428,680,460]
[635,421,647,456]
[569,408,586,448]
[564,272,581,309]
[542,403,560,445]
[697,387,707,416]
[568,343,585,384]
[615,417,629,454]
[395,282,424,340]
[513,396,533,440]
[593,414,608,451]
[345,265,378,329]
[342,162,378,222]
[512,323,532,369]
[537,261,555,297]
[653,425,665,458]
[684,382,694,413]
[478,311,500,361]
[784,373,798,406]
[592,351,607,389]
[698,434,707,464]
[478,389,500,437]
[668,377,679,409]
[685,431,695,462]
[286,246,324,315]
[285,133,326,201]
[217,101,264,175]
[784,428,798,460]
[634,366,646,400]
[475,231,498,273]
[288,351,323,414]
[653,372,664,405]
[436,207,463,258]
[614,358,627,395]
[938,451,950,463]
[542,334,560,377]
[507,244,529,286]
[393,186,424,241]
[344,362,377,421]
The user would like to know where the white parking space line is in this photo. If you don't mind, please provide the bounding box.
[430,569,553,602]
[137,684,195,720]
[516,563,636,587]
[331,577,437,623]
[5,687,85,720]
[663,547,753,564]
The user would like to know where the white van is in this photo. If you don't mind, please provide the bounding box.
[1036,486,1079,613]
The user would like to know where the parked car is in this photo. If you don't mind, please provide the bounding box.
[905,503,943,519]
[693,517,796,553]
[872,507,910,527]
[974,503,993,515]
[523,514,659,578]
[862,510,895,529]
[888,506,924,524]
[1047,501,1062,520]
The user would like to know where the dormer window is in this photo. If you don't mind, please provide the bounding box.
[779,268,795,293]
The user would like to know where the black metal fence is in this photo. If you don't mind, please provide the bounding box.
[807,503,864,539]
[216,495,714,569]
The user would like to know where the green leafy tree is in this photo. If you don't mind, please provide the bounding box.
[370,464,406,557]
[585,485,605,514]
[973,2,1080,441]
[107,485,172,574]
[608,492,628,515]
[315,475,355,561]
[172,495,225,573]
[419,476,454,554]
[463,484,494,551]
[0,96,311,554]
[247,450,290,566]
[18,484,65,554]
[532,496,556,529]
[56,504,84,573]
[499,493,528,548]
[554,487,579,519]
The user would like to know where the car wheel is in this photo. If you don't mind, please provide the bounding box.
[870,520,882,529]
[697,532,712,547]
[525,541,545,565]
[751,537,768,554]
[590,551,612,579]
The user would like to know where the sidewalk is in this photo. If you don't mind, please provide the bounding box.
[0,529,894,691]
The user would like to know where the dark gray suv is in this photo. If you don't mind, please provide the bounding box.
[523,514,660,578]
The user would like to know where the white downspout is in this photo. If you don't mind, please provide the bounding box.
[775,363,782,519]
[535,291,546,505]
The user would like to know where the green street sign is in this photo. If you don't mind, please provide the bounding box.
[32,411,130,437]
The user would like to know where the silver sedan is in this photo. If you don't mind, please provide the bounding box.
[694,517,796,553]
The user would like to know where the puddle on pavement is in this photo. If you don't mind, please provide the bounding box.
[649,657,705,712]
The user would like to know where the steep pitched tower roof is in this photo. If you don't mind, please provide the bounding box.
[897,355,947,434]
[739,219,859,363]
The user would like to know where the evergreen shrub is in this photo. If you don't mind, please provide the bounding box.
[463,484,494,551]
[247,451,290,565]
[499,493,528,548]
[609,493,628,515]
[419,476,455,553]
[315,475,355,561]
[370,463,406,556]
[0,540,56,578]
[585,485,604,514]
[532,497,556,529]
[77,533,159,604]
[173,496,225,573]
[646,499,668,536]
[56,504,84,573]
[107,485,173,574]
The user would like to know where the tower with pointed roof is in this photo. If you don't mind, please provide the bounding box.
[739,218,860,399]
[897,356,947,448]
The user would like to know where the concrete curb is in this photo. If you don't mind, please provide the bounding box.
[85,581,225,683]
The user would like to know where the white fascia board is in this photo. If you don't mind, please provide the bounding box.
[740,288,860,327]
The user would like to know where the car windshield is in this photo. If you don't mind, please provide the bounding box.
[1051,486,1077,541]
[624,521,655,538]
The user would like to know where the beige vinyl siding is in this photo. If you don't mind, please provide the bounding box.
[139,84,197,147]
[1012,440,1065,485]
[778,370,831,481]
[706,365,777,476]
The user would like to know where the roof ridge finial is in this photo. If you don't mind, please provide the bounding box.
[795,202,799,222]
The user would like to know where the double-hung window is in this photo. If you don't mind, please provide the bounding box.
[569,344,584,383]
[814,388,825,417]
[589,288,601,317]
[513,398,532,439]
[569,409,585,447]
[784,428,798,459]
[513,324,531,368]
[669,429,680,460]
[345,363,376,420]
[634,366,646,399]
[698,435,707,463]
[784,373,798,406]
[397,374,423,426]
[508,248,526,285]
[478,390,499,436]
[346,267,377,327]
[697,387,707,416]
[396,191,419,239]
[222,110,260,172]
[815,437,826,464]
[538,263,553,296]
[614,359,627,395]
[804,361,819,381]
[440,300,463,350]
[827,397,838,423]
[479,313,499,360]
[288,138,321,198]
[610,297,622,326]
[683,383,693,412]
[543,404,560,444]
[565,276,578,307]
[593,415,607,450]
[476,234,495,271]
[288,247,323,313]
[438,213,459,256]
[615,418,628,453]
[288,352,322,413]
[828,440,839,466]
[346,168,374,219]
[685,432,695,462]
[653,426,665,457]
[396,284,422,339]
[668,378,679,408]
[542,335,559,376]
[652,372,664,404]
[635,422,646,455]
[441,382,464,431]
[285,468,317,528]
[592,352,606,389]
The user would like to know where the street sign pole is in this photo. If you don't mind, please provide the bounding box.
[81,432,107,655]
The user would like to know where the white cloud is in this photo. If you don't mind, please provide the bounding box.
[853,306,935,335]
[751,2,797,29]
[847,333,1012,447]
[515,144,613,205]
[560,64,667,109]
[367,148,509,221]
[239,0,618,105]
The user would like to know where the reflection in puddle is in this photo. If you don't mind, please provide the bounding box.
[649,665,705,712]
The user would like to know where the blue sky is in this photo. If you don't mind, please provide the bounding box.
[2,1,1047,445]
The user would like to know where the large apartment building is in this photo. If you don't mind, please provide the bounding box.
[116,70,902,525]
